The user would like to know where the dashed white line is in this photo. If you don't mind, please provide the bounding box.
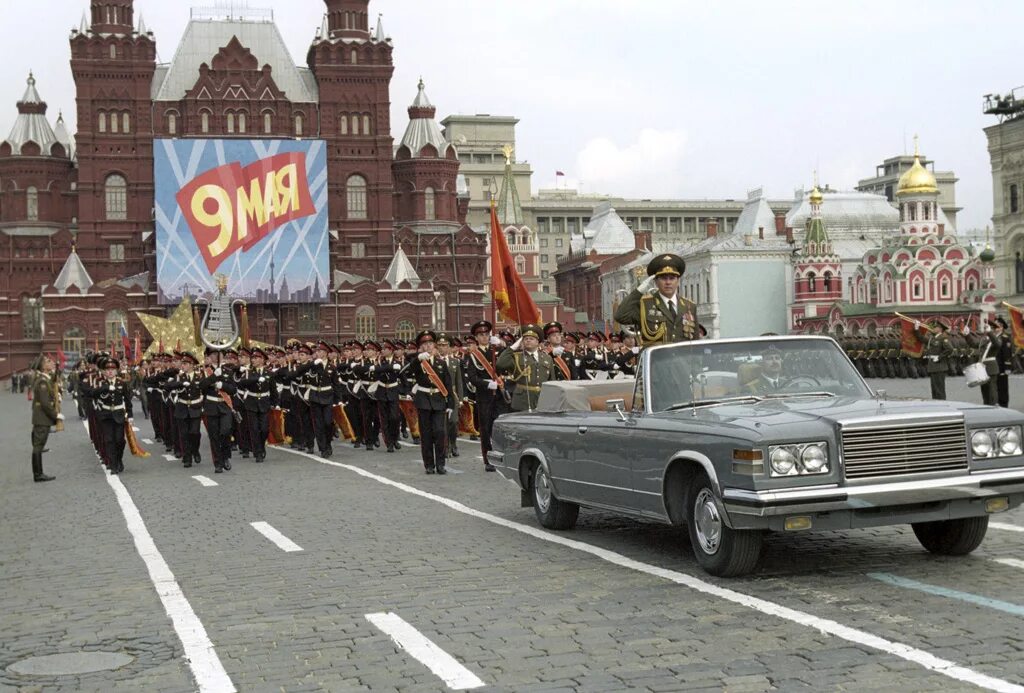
[250,521,303,552]
[280,446,1024,693]
[163,453,178,462]
[142,438,154,445]
[992,522,1024,533]
[993,557,1024,570]
[192,475,218,487]
[365,612,484,690]
[83,422,235,693]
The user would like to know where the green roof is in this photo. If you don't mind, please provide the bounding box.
[804,216,829,246]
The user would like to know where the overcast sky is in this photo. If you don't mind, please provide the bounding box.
[1,0,1020,232]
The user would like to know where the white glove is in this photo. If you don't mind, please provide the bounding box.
[914,320,921,330]
[109,384,116,392]
[446,408,453,417]
[214,368,222,377]
[215,381,223,389]
[511,337,523,351]
[258,376,266,384]
[128,417,133,423]
[369,365,376,372]
[962,326,970,335]
[552,346,564,356]
[487,380,498,390]
[638,275,656,293]
[418,352,430,362]
[574,359,582,367]
[57,413,65,421]
[489,335,501,346]
[314,359,324,366]
[393,363,401,370]
[631,346,640,354]
[612,363,620,370]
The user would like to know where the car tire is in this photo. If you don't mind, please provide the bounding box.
[686,471,762,577]
[532,464,579,530]
[911,516,989,555]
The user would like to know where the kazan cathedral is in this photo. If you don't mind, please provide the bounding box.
[791,143,997,336]
[0,0,487,377]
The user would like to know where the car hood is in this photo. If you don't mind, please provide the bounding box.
[654,396,1016,439]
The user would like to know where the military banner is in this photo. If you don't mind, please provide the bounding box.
[1003,302,1024,350]
[154,139,329,305]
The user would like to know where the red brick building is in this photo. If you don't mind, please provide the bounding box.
[0,0,486,377]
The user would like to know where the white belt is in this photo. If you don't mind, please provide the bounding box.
[309,385,333,392]
[412,384,440,395]
[378,382,398,388]
[248,392,271,398]
[180,397,203,405]
[99,403,125,411]
[206,395,226,402]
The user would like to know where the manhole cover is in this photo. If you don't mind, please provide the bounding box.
[7,652,134,676]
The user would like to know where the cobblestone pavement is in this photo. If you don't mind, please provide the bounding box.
[2,381,1024,692]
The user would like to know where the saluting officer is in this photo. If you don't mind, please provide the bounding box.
[497,324,556,412]
[614,253,699,345]
[923,319,955,400]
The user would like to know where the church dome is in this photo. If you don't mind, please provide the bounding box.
[897,155,938,196]
[979,243,996,263]
[809,185,823,205]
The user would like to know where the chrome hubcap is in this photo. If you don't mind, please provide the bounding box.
[694,488,722,555]
[534,467,552,513]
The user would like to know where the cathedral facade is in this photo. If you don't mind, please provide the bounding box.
[0,0,486,376]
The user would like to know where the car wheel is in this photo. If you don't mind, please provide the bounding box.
[911,516,989,555]
[532,464,579,530]
[686,471,762,577]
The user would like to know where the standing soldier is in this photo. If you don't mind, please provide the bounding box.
[923,319,954,400]
[614,253,699,345]
[436,333,463,457]
[305,341,337,458]
[991,317,1013,407]
[199,357,236,473]
[466,320,509,472]
[166,352,205,468]
[615,332,642,376]
[29,353,61,482]
[239,348,273,462]
[375,340,404,453]
[82,356,134,474]
[404,330,458,475]
[497,324,556,412]
[544,321,576,381]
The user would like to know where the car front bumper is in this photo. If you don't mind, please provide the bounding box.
[722,467,1024,531]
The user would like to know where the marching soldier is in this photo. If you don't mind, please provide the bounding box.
[579,332,611,380]
[466,320,509,472]
[991,317,1013,407]
[376,340,404,453]
[613,253,699,345]
[614,332,642,376]
[436,334,464,457]
[923,319,954,400]
[82,356,134,474]
[305,341,337,458]
[166,352,205,468]
[238,347,274,462]
[29,353,61,482]
[404,330,458,474]
[199,357,236,473]
[497,324,556,412]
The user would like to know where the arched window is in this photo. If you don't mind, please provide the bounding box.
[294,114,303,137]
[105,174,127,220]
[201,111,210,134]
[351,50,358,64]
[939,275,952,299]
[395,319,416,341]
[238,113,246,134]
[432,290,448,331]
[424,187,436,220]
[105,309,126,348]
[907,203,916,221]
[346,175,367,220]
[21,297,42,340]
[62,326,86,363]
[167,112,177,135]
[339,115,348,135]
[823,271,832,292]
[912,276,923,299]
[98,111,106,133]
[1012,184,1020,214]
[26,186,38,221]
[363,114,371,135]
[264,112,272,134]
[110,111,119,133]
[351,115,360,136]
[110,44,117,59]
[226,112,235,134]
[355,305,376,340]
[122,112,130,133]
[515,255,526,275]
[806,271,816,293]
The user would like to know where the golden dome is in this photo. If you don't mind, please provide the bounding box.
[809,185,823,205]
[897,154,938,196]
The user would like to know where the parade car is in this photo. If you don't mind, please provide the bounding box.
[488,336,1024,577]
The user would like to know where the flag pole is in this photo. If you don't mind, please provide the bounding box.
[894,311,937,334]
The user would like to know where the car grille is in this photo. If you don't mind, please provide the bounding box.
[840,419,968,479]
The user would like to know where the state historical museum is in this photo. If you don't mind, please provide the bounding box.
[0,0,487,377]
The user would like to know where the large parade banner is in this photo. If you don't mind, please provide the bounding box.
[154,139,330,304]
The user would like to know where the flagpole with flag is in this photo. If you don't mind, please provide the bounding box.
[489,200,540,327]
[1002,302,1024,350]
[120,319,132,363]
[894,312,932,358]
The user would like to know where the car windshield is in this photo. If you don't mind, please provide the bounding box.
[647,338,871,412]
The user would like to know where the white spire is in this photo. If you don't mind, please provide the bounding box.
[320,13,329,41]
[21,72,41,104]
[79,11,89,34]
[137,13,147,34]
[54,245,94,295]
[383,246,422,289]
[374,14,386,42]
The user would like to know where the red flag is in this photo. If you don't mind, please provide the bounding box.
[899,319,926,358]
[56,348,67,370]
[133,332,141,365]
[489,202,540,325]
[1006,303,1024,351]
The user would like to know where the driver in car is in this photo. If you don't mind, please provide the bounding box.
[743,345,787,394]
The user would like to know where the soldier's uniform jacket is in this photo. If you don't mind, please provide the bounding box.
[199,371,237,416]
[496,348,555,412]
[31,371,60,427]
[402,356,458,412]
[372,357,404,402]
[301,360,336,406]
[466,346,504,403]
[238,366,275,413]
[83,376,134,424]
[614,289,699,346]
[437,354,465,400]
[166,371,205,419]
[579,348,610,380]
[924,332,955,374]
[547,348,576,381]
[351,359,374,401]
[614,347,641,376]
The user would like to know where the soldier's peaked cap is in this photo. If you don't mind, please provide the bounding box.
[543,321,563,336]
[520,324,542,339]
[471,320,493,334]
[416,330,437,346]
[647,253,685,277]
[100,356,120,370]
[180,352,199,365]
[250,347,267,359]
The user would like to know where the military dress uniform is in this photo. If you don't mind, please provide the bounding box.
[304,343,338,458]
[238,349,274,461]
[436,335,464,457]
[924,323,955,400]
[614,253,699,346]
[82,357,135,474]
[199,366,236,473]
[30,359,60,482]
[374,341,404,453]
[404,331,458,474]
[466,320,509,471]
[496,324,556,412]
[166,355,205,467]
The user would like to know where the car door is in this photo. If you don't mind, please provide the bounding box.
[568,410,636,508]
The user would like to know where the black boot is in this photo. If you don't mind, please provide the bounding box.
[32,452,54,482]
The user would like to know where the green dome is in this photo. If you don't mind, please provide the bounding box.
[979,244,996,263]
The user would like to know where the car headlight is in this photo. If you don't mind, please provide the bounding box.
[768,442,829,477]
[998,427,1022,456]
[972,430,994,457]
[801,444,827,473]
[770,447,797,476]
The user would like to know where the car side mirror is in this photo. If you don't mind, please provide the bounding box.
[606,398,629,422]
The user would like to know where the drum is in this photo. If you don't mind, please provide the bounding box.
[964,361,990,388]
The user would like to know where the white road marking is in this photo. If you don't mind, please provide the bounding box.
[250,521,303,552]
[280,447,1024,693]
[366,612,484,690]
[132,426,141,432]
[163,453,178,462]
[992,522,1024,533]
[192,475,218,487]
[82,422,235,693]
[993,558,1024,570]
[142,438,154,445]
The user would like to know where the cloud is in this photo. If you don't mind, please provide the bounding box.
[574,129,687,197]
